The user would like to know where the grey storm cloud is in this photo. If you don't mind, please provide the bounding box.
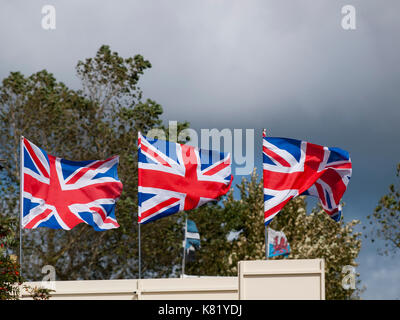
[1,1,399,132]
[1,0,400,298]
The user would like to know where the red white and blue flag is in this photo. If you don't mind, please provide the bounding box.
[263,130,352,225]
[21,137,123,231]
[138,133,233,224]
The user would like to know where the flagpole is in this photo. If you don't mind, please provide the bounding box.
[265,225,269,260]
[137,132,142,280]
[263,129,269,261]
[19,136,24,276]
[181,217,187,277]
[138,222,141,279]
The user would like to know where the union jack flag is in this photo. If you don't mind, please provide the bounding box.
[21,137,123,231]
[138,133,233,224]
[263,130,352,225]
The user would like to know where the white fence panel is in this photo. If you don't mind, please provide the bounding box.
[238,259,325,300]
[21,259,325,300]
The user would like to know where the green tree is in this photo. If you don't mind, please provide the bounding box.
[0,212,53,300]
[185,170,362,300]
[366,163,400,255]
[0,45,188,281]
[0,214,23,299]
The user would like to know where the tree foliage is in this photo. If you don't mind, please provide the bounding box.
[0,214,22,299]
[0,212,53,300]
[366,163,400,255]
[0,45,188,281]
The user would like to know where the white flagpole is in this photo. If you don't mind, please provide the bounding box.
[181,217,187,277]
[263,129,269,261]
[19,136,24,275]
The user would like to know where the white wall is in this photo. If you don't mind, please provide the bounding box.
[21,259,325,300]
[238,259,325,300]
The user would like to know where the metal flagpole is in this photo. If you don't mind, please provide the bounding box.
[265,226,269,260]
[137,131,142,280]
[181,217,187,277]
[19,136,24,275]
[263,129,269,261]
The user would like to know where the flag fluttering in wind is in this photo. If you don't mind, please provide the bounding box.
[21,137,123,231]
[138,133,233,224]
[267,228,290,258]
[263,130,352,225]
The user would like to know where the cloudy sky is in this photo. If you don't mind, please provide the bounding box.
[1,0,399,298]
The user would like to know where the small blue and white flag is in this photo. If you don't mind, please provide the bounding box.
[185,219,200,253]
